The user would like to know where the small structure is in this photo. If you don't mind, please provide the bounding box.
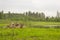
[6,22,24,28]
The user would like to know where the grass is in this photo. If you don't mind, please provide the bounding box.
[0,20,60,40]
[0,20,60,26]
[0,28,60,40]
[29,21,60,25]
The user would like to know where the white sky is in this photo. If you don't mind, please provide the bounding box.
[0,0,60,17]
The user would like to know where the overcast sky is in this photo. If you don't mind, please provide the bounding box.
[0,0,60,17]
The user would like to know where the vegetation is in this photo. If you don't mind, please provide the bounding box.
[0,28,60,40]
[0,20,60,40]
[0,11,60,22]
[0,11,60,40]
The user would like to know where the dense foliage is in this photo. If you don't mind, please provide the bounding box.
[0,11,60,22]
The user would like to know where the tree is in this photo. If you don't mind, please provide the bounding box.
[49,16,55,22]
[41,12,45,18]
[56,11,60,18]
[0,11,3,19]
[8,11,11,18]
[28,11,32,16]
[45,17,50,21]
[25,12,28,16]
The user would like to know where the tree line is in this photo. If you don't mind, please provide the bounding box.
[0,11,60,22]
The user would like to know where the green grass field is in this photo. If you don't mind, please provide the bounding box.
[0,28,60,40]
[0,20,60,40]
